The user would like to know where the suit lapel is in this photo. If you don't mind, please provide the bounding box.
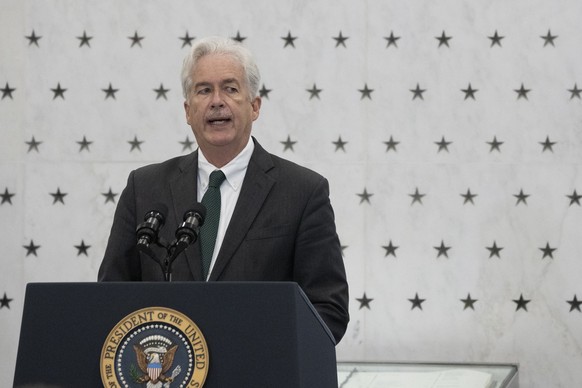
[209,140,276,280]
[169,151,204,280]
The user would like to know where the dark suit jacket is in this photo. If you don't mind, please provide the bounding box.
[98,138,349,343]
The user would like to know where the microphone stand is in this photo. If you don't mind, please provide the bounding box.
[136,206,205,282]
[137,237,196,282]
[162,240,191,282]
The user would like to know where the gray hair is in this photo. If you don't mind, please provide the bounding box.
[181,36,261,100]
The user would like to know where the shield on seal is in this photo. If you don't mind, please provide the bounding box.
[147,353,163,381]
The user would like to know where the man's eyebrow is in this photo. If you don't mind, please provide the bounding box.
[193,78,240,89]
[193,81,211,89]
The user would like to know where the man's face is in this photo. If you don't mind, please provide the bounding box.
[184,53,261,161]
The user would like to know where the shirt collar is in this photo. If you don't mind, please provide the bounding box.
[198,138,255,192]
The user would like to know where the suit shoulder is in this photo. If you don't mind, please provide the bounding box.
[268,153,326,184]
[132,153,194,177]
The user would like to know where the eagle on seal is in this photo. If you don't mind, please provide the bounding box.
[133,344,178,385]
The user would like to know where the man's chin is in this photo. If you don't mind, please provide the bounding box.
[205,133,238,148]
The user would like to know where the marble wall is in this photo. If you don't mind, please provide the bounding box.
[1,0,581,386]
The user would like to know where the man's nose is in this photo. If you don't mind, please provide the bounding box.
[210,90,225,108]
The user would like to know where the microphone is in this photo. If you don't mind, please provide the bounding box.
[136,203,168,248]
[175,203,206,247]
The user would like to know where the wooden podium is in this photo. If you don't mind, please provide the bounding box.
[14,282,337,387]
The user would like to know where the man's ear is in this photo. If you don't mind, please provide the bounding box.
[184,101,191,125]
[251,96,261,121]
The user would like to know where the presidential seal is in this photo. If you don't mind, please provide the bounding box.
[100,307,209,388]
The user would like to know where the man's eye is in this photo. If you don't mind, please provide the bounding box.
[225,87,238,93]
[197,88,211,95]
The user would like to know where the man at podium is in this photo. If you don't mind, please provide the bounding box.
[98,36,349,343]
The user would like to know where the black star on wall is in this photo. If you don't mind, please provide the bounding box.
[384,31,401,48]
[179,136,195,152]
[51,83,67,99]
[513,189,530,205]
[340,244,348,257]
[23,240,40,257]
[461,188,477,205]
[77,136,93,152]
[102,188,118,204]
[461,83,478,100]
[568,83,581,99]
[357,188,373,204]
[0,293,13,309]
[436,30,452,47]
[75,240,91,256]
[461,293,478,310]
[486,241,504,258]
[280,136,296,152]
[567,190,582,206]
[356,293,373,310]
[307,84,322,99]
[231,31,246,42]
[487,136,503,152]
[154,84,170,100]
[179,31,195,47]
[77,136,92,152]
[384,136,399,152]
[513,294,531,311]
[25,136,42,153]
[1,188,15,205]
[514,83,531,100]
[333,31,349,47]
[567,295,582,312]
[409,187,426,205]
[488,30,504,47]
[1,82,16,99]
[259,84,272,99]
[382,240,399,257]
[128,136,144,152]
[128,31,144,47]
[50,188,67,204]
[539,136,556,152]
[282,31,297,48]
[434,240,451,258]
[333,136,348,152]
[541,29,558,47]
[102,83,119,99]
[408,293,425,310]
[358,84,373,100]
[25,30,42,46]
[410,83,426,100]
[539,242,556,259]
[77,31,93,47]
[435,136,452,153]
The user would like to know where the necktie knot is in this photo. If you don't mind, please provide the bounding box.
[208,170,226,189]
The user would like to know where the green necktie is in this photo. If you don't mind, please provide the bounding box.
[200,170,226,279]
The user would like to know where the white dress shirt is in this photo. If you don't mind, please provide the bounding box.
[197,139,255,280]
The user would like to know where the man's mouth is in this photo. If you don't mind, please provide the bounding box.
[207,116,232,125]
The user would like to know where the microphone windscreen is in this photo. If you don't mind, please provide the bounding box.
[186,203,206,221]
